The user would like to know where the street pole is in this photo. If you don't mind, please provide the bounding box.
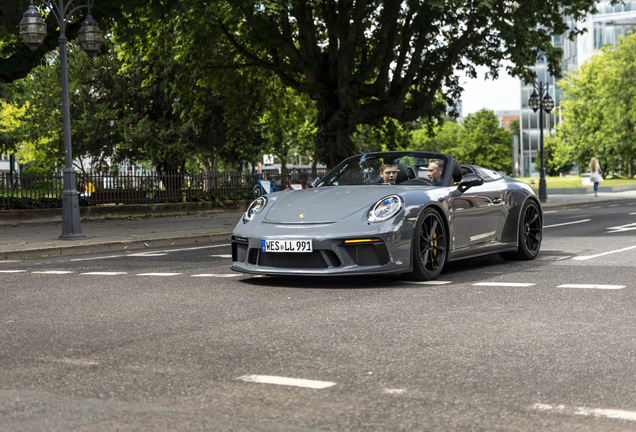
[19,0,103,240]
[528,81,554,203]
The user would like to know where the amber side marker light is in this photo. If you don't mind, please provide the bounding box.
[343,239,383,244]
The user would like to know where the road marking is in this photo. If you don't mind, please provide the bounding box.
[382,388,406,394]
[555,256,572,261]
[71,255,124,262]
[472,282,535,287]
[211,254,232,258]
[590,206,602,209]
[565,208,581,211]
[572,244,636,260]
[532,403,636,422]
[162,244,231,253]
[401,280,453,285]
[630,212,636,215]
[543,210,558,214]
[137,273,182,276]
[32,271,73,274]
[544,219,590,229]
[236,375,336,389]
[558,284,625,289]
[191,274,241,277]
[0,270,26,273]
[0,260,22,263]
[607,222,636,233]
[81,272,127,275]
[609,204,620,207]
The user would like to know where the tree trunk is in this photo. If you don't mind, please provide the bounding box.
[316,98,356,169]
[629,157,633,179]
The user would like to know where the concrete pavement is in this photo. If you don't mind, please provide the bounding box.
[2,189,636,260]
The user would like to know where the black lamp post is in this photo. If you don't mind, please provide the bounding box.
[528,81,554,203]
[19,0,103,240]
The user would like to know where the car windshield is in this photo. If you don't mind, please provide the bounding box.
[317,152,450,187]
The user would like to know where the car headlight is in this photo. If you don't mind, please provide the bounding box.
[243,197,268,223]
[367,195,404,223]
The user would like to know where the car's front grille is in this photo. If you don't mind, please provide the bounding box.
[258,250,338,269]
[232,243,248,262]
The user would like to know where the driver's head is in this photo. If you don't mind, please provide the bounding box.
[380,163,398,184]
[427,160,443,184]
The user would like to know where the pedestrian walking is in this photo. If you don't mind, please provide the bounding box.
[589,157,603,197]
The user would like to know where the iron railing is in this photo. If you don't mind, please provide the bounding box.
[1,168,327,210]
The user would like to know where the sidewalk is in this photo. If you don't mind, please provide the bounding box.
[0,211,245,260]
[2,190,636,260]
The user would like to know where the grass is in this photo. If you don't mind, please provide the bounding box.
[515,176,636,189]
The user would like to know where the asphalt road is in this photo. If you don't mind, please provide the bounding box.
[2,201,636,431]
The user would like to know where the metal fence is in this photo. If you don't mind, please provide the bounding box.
[1,168,327,210]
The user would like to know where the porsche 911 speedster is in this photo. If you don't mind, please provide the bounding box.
[231,151,542,280]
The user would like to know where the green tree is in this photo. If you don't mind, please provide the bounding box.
[215,0,598,167]
[555,32,636,178]
[411,110,512,171]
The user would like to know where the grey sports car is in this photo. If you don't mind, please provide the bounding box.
[231,151,542,280]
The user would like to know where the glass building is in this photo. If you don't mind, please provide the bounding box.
[519,2,636,177]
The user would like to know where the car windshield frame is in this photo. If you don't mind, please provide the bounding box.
[317,151,451,187]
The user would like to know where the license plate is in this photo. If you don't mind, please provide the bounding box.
[262,239,313,253]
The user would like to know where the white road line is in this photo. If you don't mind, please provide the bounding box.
[0,270,26,273]
[565,208,581,211]
[382,388,406,394]
[236,375,336,389]
[71,255,124,261]
[543,210,558,214]
[161,244,231,253]
[572,244,636,260]
[558,284,625,289]
[0,260,22,263]
[191,274,242,277]
[211,254,232,258]
[607,222,636,233]
[532,403,636,422]
[556,256,572,261]
[32,271,73,274]
[609,204,620,207]
[81,272,127,275]
[544,219,590,229]
[630,212,636,215]
[401,280,452,285]
[472,282,535,287]
[590,206,602,209]
[137,273,181,276]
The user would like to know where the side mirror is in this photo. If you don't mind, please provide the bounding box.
[452,173,484,196]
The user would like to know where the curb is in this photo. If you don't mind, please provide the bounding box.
[0,200,251,225]
[2,232,232,260]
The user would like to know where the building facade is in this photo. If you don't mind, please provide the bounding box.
[519,2,636,177]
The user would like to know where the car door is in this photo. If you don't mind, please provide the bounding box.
[449,180,506,254]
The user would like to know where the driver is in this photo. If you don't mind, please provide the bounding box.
[380,163,398,184]
[427,159,444,186]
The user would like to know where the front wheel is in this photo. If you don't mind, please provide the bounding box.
[404,208,448,281]
[253,184,264,199]
[500,199,542,260]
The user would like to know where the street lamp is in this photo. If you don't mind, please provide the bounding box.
[19,0,104,240]
[528,80,554,203]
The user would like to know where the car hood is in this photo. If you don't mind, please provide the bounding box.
[264,186,404,223]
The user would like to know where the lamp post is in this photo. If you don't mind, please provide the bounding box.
[528,81,554,203]
[19,0,104,239]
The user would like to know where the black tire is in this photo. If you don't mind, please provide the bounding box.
[500,199,542,260]
[253,185,263,199]
[404,208,448,281]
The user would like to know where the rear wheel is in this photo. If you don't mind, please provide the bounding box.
[404,208,447,281]
[500,199,542,260]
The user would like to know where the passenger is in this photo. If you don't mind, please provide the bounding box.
[427,159,444,186]
[380,163,398,184]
